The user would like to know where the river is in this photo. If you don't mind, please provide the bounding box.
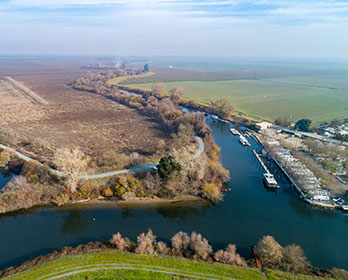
[1,119,348,271]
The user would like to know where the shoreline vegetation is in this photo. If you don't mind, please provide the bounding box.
[1,230,348,279]
[0,66,229,215]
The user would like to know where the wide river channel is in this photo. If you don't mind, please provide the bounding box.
[1,118,348,270]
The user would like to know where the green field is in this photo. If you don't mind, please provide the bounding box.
[3,250,338,280]
[126,75,348,125]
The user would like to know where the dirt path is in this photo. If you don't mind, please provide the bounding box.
[0,136,204,179]
[42,263,236,280]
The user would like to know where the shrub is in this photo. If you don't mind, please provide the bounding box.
[189,232,213,260]
[281,244,309,273]
[330,268,348,279]
[156,241,170,255]
[214,244,247,266]
[0,149,11,167]
[109,232,131,251]
[171,231,191,256]
[256,235,283,268]
[102,187,113,197]
[135,229,157,255]
[201,183,222,202]
[0,176,43,213]
[121,191,136,201]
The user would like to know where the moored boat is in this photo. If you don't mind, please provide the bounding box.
[230,128,240,136]
[239,135,250,146]
[263,173,279,188]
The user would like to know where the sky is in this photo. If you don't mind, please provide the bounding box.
[1,0,348,58]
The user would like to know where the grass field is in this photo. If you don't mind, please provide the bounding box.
[3,250,338,280]
[126,76,348,125]
[108,71,155,85]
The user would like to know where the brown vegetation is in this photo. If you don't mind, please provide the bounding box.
[0,60,170,170]
[53,147,88,192]
[256,235,309,273]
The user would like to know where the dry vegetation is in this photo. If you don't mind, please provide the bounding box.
[0,59,170,168]
[0,59,229,214]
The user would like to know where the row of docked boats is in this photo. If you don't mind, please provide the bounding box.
[230,127,278,188]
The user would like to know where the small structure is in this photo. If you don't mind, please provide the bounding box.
[255,122,273,130]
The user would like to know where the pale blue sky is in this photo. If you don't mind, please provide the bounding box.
[1,0,348,58]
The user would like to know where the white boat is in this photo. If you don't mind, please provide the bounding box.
[230,128,240,136]
[342,205,348,211]
[263,173,279,188]
[239,136,250,146]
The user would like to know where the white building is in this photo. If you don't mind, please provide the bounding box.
[256,122,273,130]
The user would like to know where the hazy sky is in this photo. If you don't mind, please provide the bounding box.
[1,0,348,58]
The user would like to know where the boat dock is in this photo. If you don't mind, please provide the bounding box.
[230,128,241,136]
[253,149,270,174]
[253,149,279,188]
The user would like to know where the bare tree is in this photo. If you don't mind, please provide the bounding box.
[171,231,191,256]
[54,147,88,192]
[214,244,247,266]
[152,82,166,96]
[135,229,157,255]
[211,99,234,118]
[256,235,283,268]
[169,87,184,103]
[110,232,131,251]
[282,244,309,273]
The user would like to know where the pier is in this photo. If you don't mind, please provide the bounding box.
[252,149,270,174]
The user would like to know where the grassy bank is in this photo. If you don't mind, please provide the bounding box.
[2,250,338,280]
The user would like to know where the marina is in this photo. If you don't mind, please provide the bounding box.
[1,119,348,271]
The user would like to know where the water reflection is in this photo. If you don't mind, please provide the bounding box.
[60,210,89,236]
[154,201,211,221]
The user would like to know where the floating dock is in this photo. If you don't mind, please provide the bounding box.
[253,150,270,174]
[230,128,241,136]
[253,149,279,188]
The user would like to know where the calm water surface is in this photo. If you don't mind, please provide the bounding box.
[1,119,348,270]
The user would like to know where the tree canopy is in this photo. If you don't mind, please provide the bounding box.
[157,156,181,181]
[295,119,312,132]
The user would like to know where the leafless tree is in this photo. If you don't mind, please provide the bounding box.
[152,82,166,96]
[109,232,131,251]
[54,147,88,192]
[214,244,247,266]
[135,229,157,255]
[282,244,309,273]
[256,235,283,268]
[171,231,191,256]
[169,87,184,103]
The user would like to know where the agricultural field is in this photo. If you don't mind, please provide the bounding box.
[2,250,337,280]
[0,57,169,167]
[125,71,348,125]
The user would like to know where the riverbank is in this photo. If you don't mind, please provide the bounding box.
[70,195,205,208]
[0,243,343,280]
